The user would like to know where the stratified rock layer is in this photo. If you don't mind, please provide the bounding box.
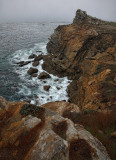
[43,9,116,110]
[0,98,111,160]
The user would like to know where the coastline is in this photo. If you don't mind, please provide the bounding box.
[0,9,116,160]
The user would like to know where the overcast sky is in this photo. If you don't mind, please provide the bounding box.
[0,0,116,22]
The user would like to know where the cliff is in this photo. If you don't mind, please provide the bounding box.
[0,96,111,160]
[0,9,116,160]
[43,9,116,111]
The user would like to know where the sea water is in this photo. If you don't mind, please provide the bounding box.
[0,22,71,105]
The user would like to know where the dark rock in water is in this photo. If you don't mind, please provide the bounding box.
[17,61,31,67]
[32,61,39,67]
[54,79,59,82]
[27,67,38,75]
[44,85,51,91]
[28,54,37,59]
[31,73,38,77]
[38,72,51,79]
[56,87,60,90]
[36,50,42,53]
[34,55,43,62]
[43,81,46,83]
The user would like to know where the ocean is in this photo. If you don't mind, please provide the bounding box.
[0,22,70,105]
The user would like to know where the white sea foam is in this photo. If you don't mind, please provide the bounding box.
[10,42,71,105]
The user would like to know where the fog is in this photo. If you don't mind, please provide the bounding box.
[0,0,116,22]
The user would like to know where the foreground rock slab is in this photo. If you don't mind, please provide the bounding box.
[0,98,111,160]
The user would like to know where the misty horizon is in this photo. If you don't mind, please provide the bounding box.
[0,0,116,23]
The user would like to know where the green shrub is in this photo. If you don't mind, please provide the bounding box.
[94,64,103,75]
[20,104,45,118]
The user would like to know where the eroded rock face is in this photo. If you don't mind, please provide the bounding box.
[43,9,116,110]
[0,98,111,160]
[73,9,105,25]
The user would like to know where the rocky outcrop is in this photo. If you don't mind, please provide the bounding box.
[17,61,31,67]
[38,72,51,79]
[43,9,116,110]
[43,85,51,91]
[34,54,43,62]
[73,9,105,25]
[0,98,111,160]
[28,54,37,59]
[27,67,38,75]
[32,61,39,67]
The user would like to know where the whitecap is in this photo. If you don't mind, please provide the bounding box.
[9,41,71,106]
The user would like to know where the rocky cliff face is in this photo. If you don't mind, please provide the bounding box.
[73,9,105,25]
[43,9,116,110]
[0,97,111,160]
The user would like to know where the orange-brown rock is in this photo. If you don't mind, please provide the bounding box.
[0,98,111,160]
[42,9,116,110]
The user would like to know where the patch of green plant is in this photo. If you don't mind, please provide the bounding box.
[20,104,45,117]
[23,131,29,136]
[94,64,103,75]
[52,121,67,140]
[30,137,36,143]
[83,109,98,115]
[99,81,104,87]
[106,89,112,93]
[86,126,93,133]
[107,21,116,27]
[78,111,116,160]
[104,127,114,138]
[60,134,67,140]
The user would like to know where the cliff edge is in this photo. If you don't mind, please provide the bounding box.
[43,9,116,111]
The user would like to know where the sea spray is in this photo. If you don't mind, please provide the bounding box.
[10,42,71,105]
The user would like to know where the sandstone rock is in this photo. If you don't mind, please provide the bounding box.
[32,61,39,66]
[41,101,80,115]
[28,54,37,59]
[27,127,69,160]
[23,115,41,130]
[38,72,51,79]
[0,99,111,160]
[0,96,8,110]
[27,67,38,75]
[44,85,51,91]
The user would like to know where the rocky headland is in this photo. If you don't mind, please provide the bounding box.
[43,9,116,111]
[0,9,116,160]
